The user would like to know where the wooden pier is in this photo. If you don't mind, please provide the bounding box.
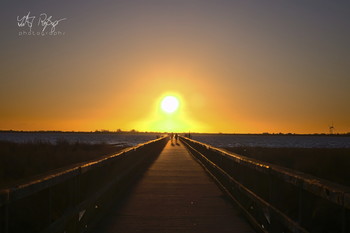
[91,140,254,233]
[1,136,349,233]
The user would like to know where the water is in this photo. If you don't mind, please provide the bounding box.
[0,132,162,147]
[1,132,349,148]
[191,134,350,148]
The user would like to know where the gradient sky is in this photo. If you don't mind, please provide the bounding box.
[1,0,350,133]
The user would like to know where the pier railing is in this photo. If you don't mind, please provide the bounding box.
[0,136,168,233]
[181,136,350,233]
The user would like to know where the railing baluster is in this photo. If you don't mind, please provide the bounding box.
[298,182,303,226]
[49,187,52,224]
[3,190,10,233]
[268,170,275,232]
[4,203,9,233]
[342,204,346,233]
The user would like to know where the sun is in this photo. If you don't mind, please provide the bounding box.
[161,96,179,113]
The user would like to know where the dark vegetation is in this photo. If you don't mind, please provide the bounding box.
[225,147,350,187]
[0,140,128,189]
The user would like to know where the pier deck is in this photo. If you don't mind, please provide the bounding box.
[91,140,255,233]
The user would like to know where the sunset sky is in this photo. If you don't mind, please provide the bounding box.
[1,0,350,133]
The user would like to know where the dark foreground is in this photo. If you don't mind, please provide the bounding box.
[0,141,126,188]
[225,147,350,187]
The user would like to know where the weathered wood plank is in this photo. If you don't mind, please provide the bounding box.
[91,141,255,233]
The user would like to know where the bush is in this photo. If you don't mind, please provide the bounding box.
[0,141,127,189]
[225,147,350,187]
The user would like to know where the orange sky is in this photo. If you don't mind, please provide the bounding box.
[1,1,350,133]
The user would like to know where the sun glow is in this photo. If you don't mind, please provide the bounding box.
[161,96,179,113]
[133,90,207,133]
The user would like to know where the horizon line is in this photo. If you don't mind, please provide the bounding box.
[0,129,349,136]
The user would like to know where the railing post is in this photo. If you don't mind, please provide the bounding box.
[3,190,10,233]
[342,196,347,233]
[4,203,9,233]
[75,168,81,233]
[268,169,278,232]
[297,181,303,226]
[48,187,53,224]
[268,170,273,231]
[66,170,82,233]
[268,169,274,204]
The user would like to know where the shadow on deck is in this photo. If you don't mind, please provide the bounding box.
[90,140,254,233]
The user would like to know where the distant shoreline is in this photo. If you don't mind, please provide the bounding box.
[0,130,161,134]
[192,132,350,137]
[1,130,349,137]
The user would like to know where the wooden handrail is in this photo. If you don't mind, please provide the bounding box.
[0,136,167,207]
[180,136,349,233]
[0,136,168,233]
[181,136,350,207]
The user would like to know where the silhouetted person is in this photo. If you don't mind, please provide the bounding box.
[170,133,174,145]
[175,133,178,144]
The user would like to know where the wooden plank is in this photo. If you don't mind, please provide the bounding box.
[90,141,255,233]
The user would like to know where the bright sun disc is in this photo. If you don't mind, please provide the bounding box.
[161,96,179,113]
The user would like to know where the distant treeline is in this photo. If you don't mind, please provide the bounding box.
[225,147,350,187]
[0,140,127,189]
[0,130,164,134]
[1,130,350,137]
[193,132,350,137]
